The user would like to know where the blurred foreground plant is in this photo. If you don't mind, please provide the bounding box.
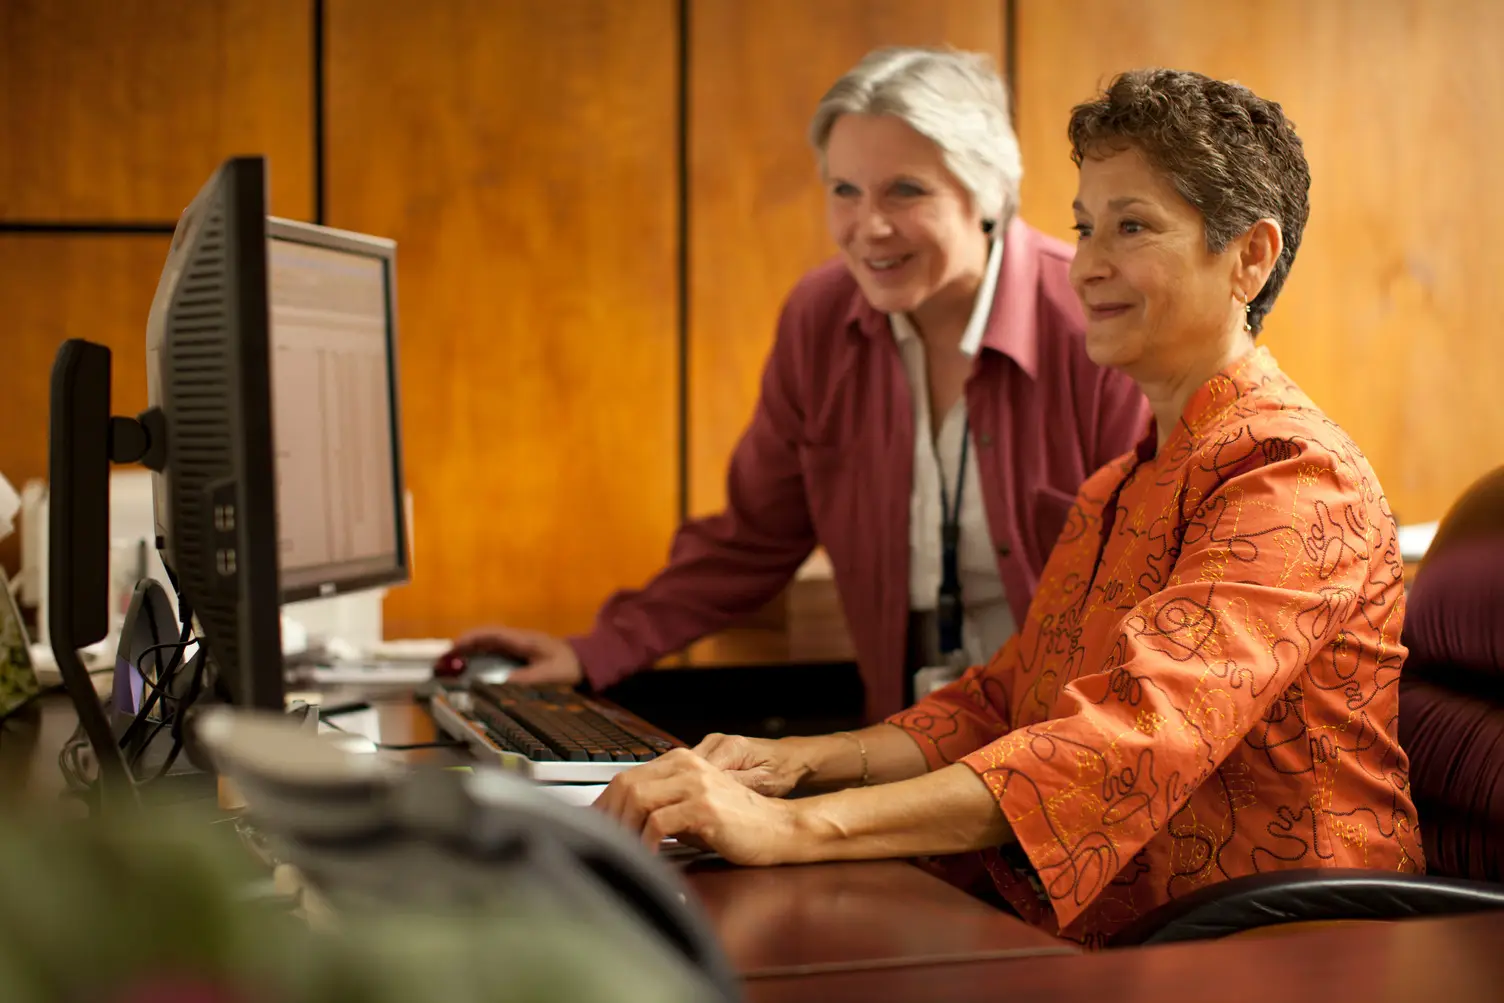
[0,811,711,1003]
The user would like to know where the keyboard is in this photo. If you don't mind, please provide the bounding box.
[428,683,681,783]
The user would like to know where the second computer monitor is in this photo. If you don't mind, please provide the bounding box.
[265,219,409,602]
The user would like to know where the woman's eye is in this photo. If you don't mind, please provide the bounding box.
[1120,219,1145,235]
[1071,223,1092,240]
[892,182,926,198]
[831,182,858,198]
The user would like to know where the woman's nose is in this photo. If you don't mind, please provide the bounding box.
[855,202,895,241]
[1070,237,1111,284]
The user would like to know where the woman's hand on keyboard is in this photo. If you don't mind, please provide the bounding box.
[693,733,810,797]
[595,748,803,866]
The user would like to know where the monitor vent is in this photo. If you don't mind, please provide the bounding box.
[163,200,239,688]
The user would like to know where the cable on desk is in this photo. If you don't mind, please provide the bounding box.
[117,637,196,752]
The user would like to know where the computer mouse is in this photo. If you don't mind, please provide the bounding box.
[431,641,525,680]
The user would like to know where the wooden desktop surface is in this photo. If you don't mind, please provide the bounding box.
[361,696,1071,976]
[747,909,1504,1003]
[0,690,1068,983]
[688,857,1072,979]
[658,623,857,670]
[656,576,857,670]
[7,691,1503,1002]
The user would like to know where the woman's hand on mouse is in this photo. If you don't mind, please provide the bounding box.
[453,626,583,686]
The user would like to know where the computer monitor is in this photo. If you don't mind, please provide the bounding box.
[143,156,284,711]
[264,218,408,602]
[144,158,410,708]
[51,155,408,804]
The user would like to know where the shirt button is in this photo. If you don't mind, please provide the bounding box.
[979,433,994,447]
[996,543,1011,557]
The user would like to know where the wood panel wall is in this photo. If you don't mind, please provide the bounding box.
[0,237,165,482]
[687,0,1006,516]
[3,2,1498,643]
[325,0,680,639]
[0,0,312,573]
[0,0,313,221]
[1013,0,1504,525]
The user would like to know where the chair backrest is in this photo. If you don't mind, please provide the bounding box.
[1400,466,1504,883]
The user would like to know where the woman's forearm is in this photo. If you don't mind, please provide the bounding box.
[782,724,931,791]
[785,762,1013,863]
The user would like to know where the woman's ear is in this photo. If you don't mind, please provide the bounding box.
[1236,218,1283,300]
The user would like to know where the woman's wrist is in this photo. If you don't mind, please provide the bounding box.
[779,733,866,792]
[778,763,1014,865]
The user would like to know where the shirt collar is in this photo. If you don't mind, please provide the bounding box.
[1178,345,1278,436]
[888,234,1003,355]
[1142,345,1280,455]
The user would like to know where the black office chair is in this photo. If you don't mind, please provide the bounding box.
[1111,467,1504,947]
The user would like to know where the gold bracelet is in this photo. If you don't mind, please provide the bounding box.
[837,731,870,787]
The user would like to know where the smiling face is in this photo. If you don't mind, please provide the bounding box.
[822,113,989,328]
[1068,145,1250,382]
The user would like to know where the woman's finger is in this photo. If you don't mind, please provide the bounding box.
[599,766,707,836]
[641,800,699,851]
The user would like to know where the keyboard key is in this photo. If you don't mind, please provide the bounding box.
[467,683,675,772]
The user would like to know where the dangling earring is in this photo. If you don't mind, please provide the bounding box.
[1238,294,1253,333]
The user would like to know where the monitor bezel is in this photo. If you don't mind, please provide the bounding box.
[264,216,411,603]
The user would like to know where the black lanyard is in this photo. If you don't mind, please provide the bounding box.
[936,418,970,655]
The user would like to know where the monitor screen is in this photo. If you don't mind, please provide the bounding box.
[265,222,408,601]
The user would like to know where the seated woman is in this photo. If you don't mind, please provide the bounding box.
[597,68,1424,945]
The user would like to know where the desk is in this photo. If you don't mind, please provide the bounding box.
[328,698,1072,976]
[688,858,1071,979]
[0,691,1070,986]
[657,573,855,670]
[610,584,865,743]
[747,909,1504,1003]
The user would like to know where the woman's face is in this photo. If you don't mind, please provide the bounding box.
[823,113,988,322]
[1068,145,1246,380]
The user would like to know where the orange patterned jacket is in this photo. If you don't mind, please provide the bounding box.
[888,346,1423,945]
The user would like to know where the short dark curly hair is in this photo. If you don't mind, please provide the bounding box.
[1067,69,1310,335]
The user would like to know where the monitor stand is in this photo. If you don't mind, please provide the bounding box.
[48,339,304,814]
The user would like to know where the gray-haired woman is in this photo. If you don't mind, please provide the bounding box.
[452,47,1150,723]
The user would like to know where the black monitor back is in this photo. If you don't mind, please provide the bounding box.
[146,155,283,711]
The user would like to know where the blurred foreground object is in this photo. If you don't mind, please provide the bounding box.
[0,805,721,1003]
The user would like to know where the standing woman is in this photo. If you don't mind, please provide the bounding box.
[454,48,1149,721]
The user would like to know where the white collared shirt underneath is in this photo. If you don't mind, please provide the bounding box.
[890,237,1017,668]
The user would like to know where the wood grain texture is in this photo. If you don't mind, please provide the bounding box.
[0,236,167,573]
[0,0,313,221]
[687,858,1071,978]
[1013,0,1504,525]
[687,1,1006,516]
[325,0,680,639]
[747,910,1504,1003]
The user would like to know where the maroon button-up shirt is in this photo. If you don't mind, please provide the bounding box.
[571,219,1151,721]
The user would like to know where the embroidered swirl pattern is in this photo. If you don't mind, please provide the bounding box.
[889,348,1423,945]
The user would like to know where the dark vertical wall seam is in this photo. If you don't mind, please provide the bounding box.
[675,0,691,525]
[1004,0,1019,123]
[313,0,327,225]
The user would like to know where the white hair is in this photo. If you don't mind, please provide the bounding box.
[809,46,1023,227]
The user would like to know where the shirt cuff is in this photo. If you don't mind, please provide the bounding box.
[566,631,637,692]
[958,728,1108,934]
[884,707,968,774]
